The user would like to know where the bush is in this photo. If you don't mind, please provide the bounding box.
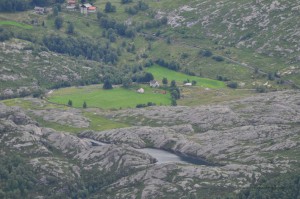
[67,99,72,106]
[0,28,12,42]
[200,49,213,57]
[212,55,224,62]
[227,82,238,89]
[256,86,267,93]
[136,104,147,108]
[54,17,63,29]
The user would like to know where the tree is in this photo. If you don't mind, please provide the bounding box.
[200,49,212,57]
[53,6,58,16]
[54,17,63,29]
[162,77,168,86]
[170,80,176,87]
[144,72,154,82]
[67,99,72,106]
[104,2,116,13]
[103,79,113,89]
[171,90,180,100]
[83,101,87,108]
[166,36,171,44]
[122,77,132,88]
[171,98,177,106]
[66,22,74,34]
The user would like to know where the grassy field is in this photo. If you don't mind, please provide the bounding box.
[0,20,32,29]
[146,65,225,88]
[48,85,171,109]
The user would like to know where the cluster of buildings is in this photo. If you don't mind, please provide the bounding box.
[137,80,160,94]
[34,0,97,15]
[66,0,97,14]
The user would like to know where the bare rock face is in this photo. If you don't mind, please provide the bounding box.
[79,91,300,198]
[32,109,90,128]
[0,90,300,199]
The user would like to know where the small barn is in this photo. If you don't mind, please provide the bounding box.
[66,0,76,10]
[80,3,97,14]
[34,6,45,14]
[150,80,159,88]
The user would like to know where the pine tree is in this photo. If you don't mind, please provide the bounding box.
[67,99,73,106]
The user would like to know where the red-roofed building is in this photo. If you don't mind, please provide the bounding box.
[67,0,76,10]
[88,6,97,13]
[80,3,97,14]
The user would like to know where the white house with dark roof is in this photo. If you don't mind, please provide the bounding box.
[80,3,97,14]
[150,80,160,88]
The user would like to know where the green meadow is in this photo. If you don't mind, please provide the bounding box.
[146,65,225,88]
[48,85,171,109]
[0,20,32,29]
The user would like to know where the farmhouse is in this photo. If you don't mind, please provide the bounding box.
[150,80,159,88]
[66,0,76,10]
[137,88,144,94]
[34,6,45,14]
[80,3,97,14]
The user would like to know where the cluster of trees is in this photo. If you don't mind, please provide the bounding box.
[43,34,119,64]
[169,80,180,106]
[0,0,64,12]
[236,172,300,199]
[0,155,38,198]
[155,59,180,71]
[0,28,13,41]
[199,49,224,62]
[143,17,168,29]
[132,72,154,83]
[0,152,140,198]
[0,0,31,12]
[98,16,136,38]
[125,1,149,15]
[68,99,90,108]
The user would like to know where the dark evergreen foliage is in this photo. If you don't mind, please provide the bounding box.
[43,34,119,64]
[155,59,180,71]
[103,79,113,89]
[237,172,300,199]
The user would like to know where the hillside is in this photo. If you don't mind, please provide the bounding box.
[1,90,300,198]
[0,0,300,198]
[1,0,300,99]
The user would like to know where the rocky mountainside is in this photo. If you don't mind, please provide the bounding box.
[1,90,299,198]
[164,0,300,63]
[0,39,104,99]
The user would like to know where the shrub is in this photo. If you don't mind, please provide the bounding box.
[256,86,267,93]
[227,82,238,89]
[212,55,224,62]
[200,49,212,57]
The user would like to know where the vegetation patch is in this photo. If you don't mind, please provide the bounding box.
[0,21,32,29]
[146,65,225,89]
[48,85,171,109]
